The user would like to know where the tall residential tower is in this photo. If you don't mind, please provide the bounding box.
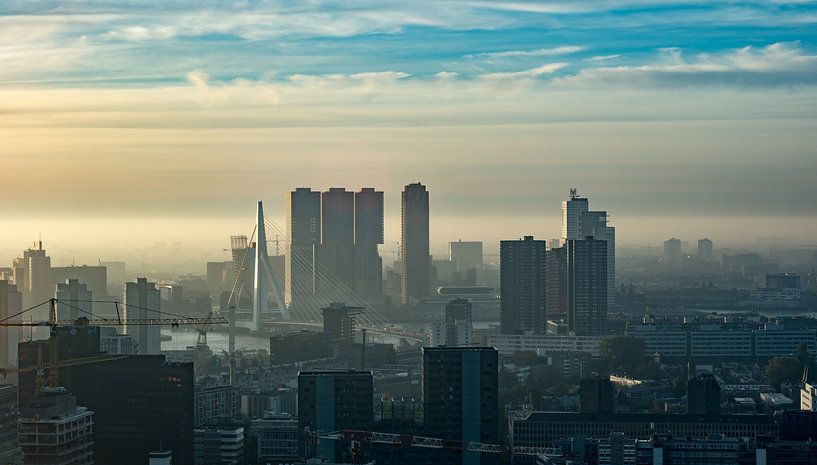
[401,183,430,304]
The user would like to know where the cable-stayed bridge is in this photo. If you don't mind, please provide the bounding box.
[225,201,425,343]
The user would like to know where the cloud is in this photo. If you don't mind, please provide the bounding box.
[465,46,585,59]
[558,42,817,88]
[480,63,568,79]
[587,54,620,62]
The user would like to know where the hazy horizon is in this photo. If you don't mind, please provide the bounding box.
[2,1,816,270]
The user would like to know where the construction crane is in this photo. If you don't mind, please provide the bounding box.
[0,298,226,392]
[305,429,563,458]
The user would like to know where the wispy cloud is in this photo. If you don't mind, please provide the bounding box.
[559,42,817,88]
[480,63,569,79]
[465,46,585,59]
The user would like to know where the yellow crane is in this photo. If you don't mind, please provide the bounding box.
[0,298,226,392]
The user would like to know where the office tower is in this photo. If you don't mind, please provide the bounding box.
[55,279,92,322]
[0,281,21,369]
[579,375,615,414]
[545,246,567,317]
[317,188,356,294]
[580,210,616,306]
[298,370,373,462]
[401,182,430,304]
[561,189,589,243]
[62,355,194,465]
[698,238,714,262]
[567,238,608,336]
[321,303,361,345]
[500,236,547,335]
[354,188,384,301]
[449,240,483,273]
[50,265,107,298]
[0,384,21,465]
[286,188,321,308]
[124,277,161,354]
[663,238,682,269]
[422,347,499,465]
[12,241,51,321]
[688,374,721,415]
[194,426,244,465]
[19,388,94,465]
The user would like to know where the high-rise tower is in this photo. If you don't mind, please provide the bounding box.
[354,188,384,301]
[286,188,321,310]
[400,183,430,304]
[567,237,608,336]
[500,236,547,335]
[561,189,589,244]
[317,188,356,294]
[124,277,161,354]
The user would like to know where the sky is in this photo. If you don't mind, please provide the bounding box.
[1,0,817,261]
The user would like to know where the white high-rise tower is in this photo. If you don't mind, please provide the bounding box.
[561,188,589,244]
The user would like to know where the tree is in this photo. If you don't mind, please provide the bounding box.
[766,356,803,388]
[599,336,647,373]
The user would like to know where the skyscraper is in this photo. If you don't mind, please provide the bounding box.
[401,183,430,304]
[545,246,567,317]
[500,236,547,335]
[422,346,499,465]
[55,279,92,322]
[567,237,608,336]
[0,281,21,369]
[12,241,51,322]
[124,277,161,354]
[561,189,589,244]
[698,238,714,262]
[580,210,616,306]
[286,188,321,308]
[354,188,384,301]
[318,188,356,294]
[431,298,473,347]
[664,238,682,269]
[298,370,373,462]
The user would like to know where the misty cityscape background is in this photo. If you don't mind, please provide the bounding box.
[2,1,817,465]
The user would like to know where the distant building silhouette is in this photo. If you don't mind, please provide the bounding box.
[664,238,682,269]
[0,281,21,369]
[286,187,321,309]
[317,188,355,295]
[401,183,430,304]
[55,279,92,322]
[124,277,161,354]
[354,188,384,302]
[500,236,547,335]
[567,237,608,336]
[698,238,714,262]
